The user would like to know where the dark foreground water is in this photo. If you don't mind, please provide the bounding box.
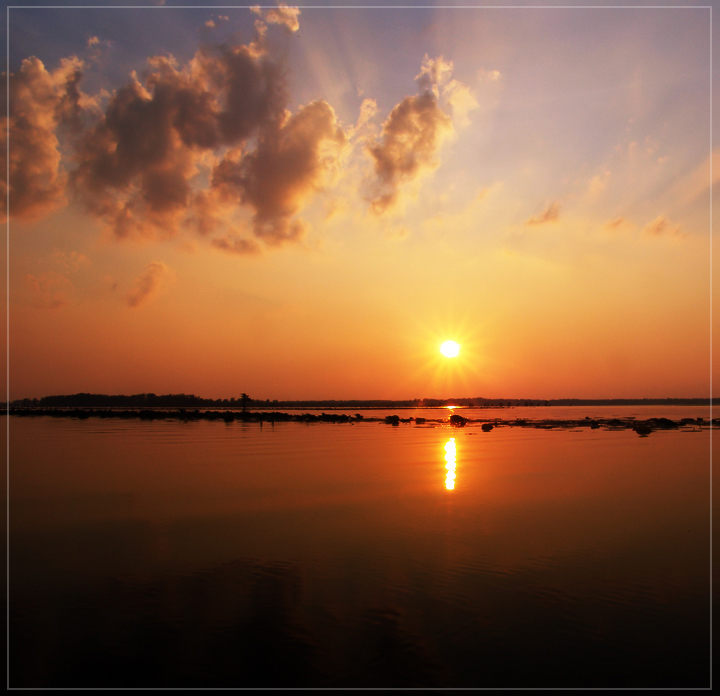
[7,413,712,687]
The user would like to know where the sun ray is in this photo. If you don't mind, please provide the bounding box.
[401,313,489,399]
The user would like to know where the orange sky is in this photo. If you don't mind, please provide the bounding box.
[2,3,716,400]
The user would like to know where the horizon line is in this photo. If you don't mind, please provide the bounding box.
[5,392,717,404]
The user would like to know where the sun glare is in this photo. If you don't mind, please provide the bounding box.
[440,340,460,358]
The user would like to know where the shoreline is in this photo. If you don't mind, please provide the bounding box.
[3,407,713,434]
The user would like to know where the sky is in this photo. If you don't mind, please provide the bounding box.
[1,1,716,401]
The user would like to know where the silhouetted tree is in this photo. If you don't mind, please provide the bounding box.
[241,393,249,412]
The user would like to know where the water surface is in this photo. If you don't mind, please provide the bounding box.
[8,415,711,687]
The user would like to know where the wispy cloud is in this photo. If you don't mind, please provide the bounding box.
[125,262,172,308]
[604,216,627,231]
[211,235,261,255]
[51,250,91,272]
[26,272,72,309]
[642,214,682,238]
[525,202,560,226]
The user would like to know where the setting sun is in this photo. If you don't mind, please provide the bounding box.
[440,341,461,358]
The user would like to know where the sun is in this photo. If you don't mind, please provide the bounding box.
[440,340,460,358]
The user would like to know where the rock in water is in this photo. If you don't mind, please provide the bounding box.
[633,423,653,437]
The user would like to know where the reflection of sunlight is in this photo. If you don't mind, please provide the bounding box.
[444,438,456,490]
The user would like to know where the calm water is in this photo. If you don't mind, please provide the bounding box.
[7,412,712,687]
[250,405,713,420]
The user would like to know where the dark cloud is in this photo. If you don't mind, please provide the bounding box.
[125,261,172,308]
[67,9,331,246]
[525,202,560,226]
[211,235,261,255]
[69,40,288,240]
[211,100,346,244]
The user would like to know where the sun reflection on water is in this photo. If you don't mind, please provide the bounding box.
[444,438,456,490]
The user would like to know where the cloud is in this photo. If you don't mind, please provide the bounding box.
[366,56,457,213]
[363,54,476,214]
[415,54,454,96]
[668,148,720,208]
[125,261,172,308]
[26,271,72,309]
[475,181,503,202]
[84,37,108,64]
[252,4,301,33]
[211,100,346,243]
[587,170,610,200]
[266,5,301,33]
[525,202,560,226]
[6,11,473,256]
[443,79,479,128]
[366,93,451,213]
[211,235,261,255]
[0,55,88,222]
[69,25,290,240]
[478,68,501,82]
[642,214,681,238]
[188,188,234,237]
[347,98,378,140]
[52,250,91,272]
[605,216,627,231]
[65,8,334,248]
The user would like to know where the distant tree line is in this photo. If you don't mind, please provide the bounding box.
[8,392,251,409]
[4,393,716,409]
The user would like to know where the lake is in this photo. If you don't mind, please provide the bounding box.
[6,409,712,687]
